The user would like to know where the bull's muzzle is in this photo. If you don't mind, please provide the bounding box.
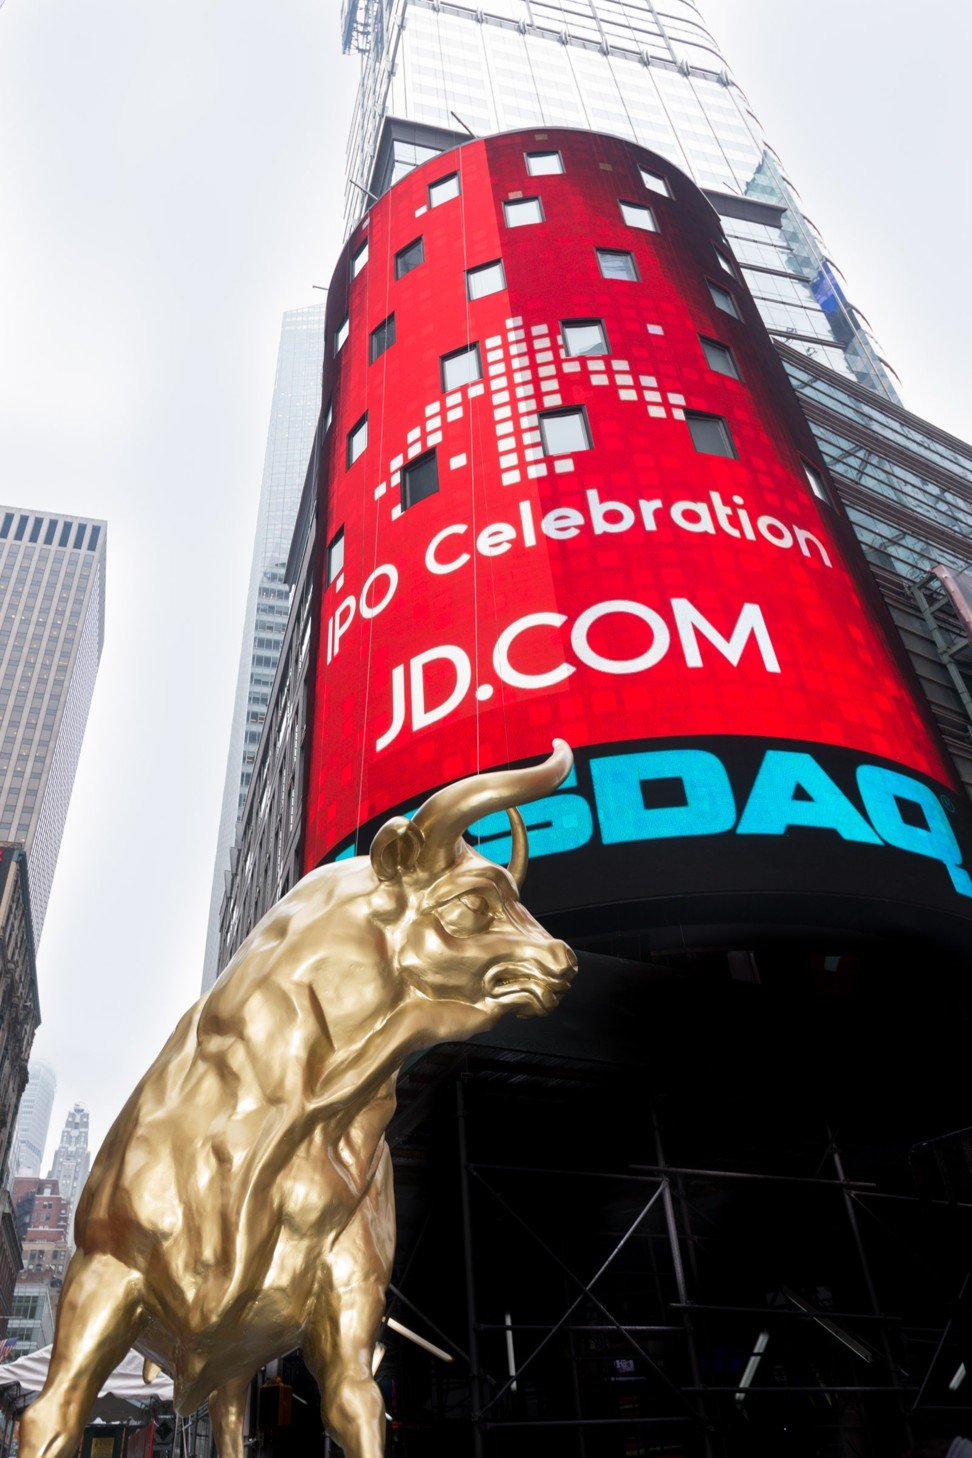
[483,943,578,1017]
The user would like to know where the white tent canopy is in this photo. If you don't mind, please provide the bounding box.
[0,1346,173,1404]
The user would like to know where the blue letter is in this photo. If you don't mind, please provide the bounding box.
[591,749,736,843]
[737,751,881,842]
[469,768,593,862]
[857,765,972,897]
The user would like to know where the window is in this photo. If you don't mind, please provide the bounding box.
[395,237,424,278]
[346,413,368,467]
[686,412,736,458]
[526,150,563,176]
[539,407,592,456]
[596,249,638,281]
[708,281,739,318]
[402,450,439,510]
[351,239,369,277]
[620,201,658,232]
[369,313,396,363]
[428,172,459,207]
[326,528,345,585]
[504,196,544,227]
[441,342,482,392]
[639,167,670,197]
[803,460,830,504]
[714,248,735,278]
[467,259,506,300]
[562,319,609,357]
[700,336,740,379]
[334,316,349,354]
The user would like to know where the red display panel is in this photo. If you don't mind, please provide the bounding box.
[303,129,972,947]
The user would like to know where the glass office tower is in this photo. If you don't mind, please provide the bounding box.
[341,0,898,400]
[201,303,326,988]
[0,509,106,940]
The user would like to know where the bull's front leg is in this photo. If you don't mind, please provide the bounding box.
[303,1144,395,1458]
[19,1251,145,1458]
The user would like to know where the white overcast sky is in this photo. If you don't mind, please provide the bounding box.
[0,0,968,1166]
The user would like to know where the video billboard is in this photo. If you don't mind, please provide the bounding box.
[303,128,972,948]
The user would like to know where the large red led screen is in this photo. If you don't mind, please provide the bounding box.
[303,129,972,949]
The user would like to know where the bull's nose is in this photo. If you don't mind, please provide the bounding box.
[559,944,578,977]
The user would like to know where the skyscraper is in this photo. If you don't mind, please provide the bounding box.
[341,0,898,400]
[46,1104,89,1226]
[0,508,107,940]
[201,303,326,989]
[9,1058,55,1181]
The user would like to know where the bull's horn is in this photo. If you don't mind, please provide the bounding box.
[506,807,528,891]
[411,740,573,877]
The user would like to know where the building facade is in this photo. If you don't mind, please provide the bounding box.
[46,1103,89,1227]
[341,0,898,400]
[202,305,326,989]
[7,1282,54,1359]
[12,1177,70,1291]
[0,508,106,941]
[9,1058,56,1183]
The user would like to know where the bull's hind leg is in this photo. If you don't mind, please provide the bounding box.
[19,1251,145,1458]
[209,1373,251,1458]
[304,1146,395,1458]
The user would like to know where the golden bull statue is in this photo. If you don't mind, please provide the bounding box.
[21,742,577,1458]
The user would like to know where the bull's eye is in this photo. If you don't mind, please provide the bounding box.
[434,888,496,937]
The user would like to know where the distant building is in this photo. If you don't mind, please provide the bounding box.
[0,507,106,941]
[47,1104,90,1225]
[201,305,326,991]
[12,1177,70,1290]
[7,1282,54,1359]
[9,1057,56,1181]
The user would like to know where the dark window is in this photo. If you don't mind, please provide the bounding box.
[402,450,439,510]
[395,237,424,279]
[562,319,609,357]
[369,314,396,363]
[428,172,460,207]
[526,150,563,175]
[504,196,544,227]
[14,516,27,542]
[326,528,345,584]
[802,460,831,504]
[639,167,670,197]
[334,316,349,354]
[700,336,741,379]
[351,239,369,277]
[539,408,592,456]
[346,414,368,467]
[28,519,42,543]
[596,249,638,281]
[441,343,482,392]
[467,260,506,300]
[708,280,739,318]
[59,522,72,546]
[74,523,86,549]
[619,200,658,232]
[44,519,58,545]
[686,412,736,458]
[87,525,101,551]
[0,514,11,539]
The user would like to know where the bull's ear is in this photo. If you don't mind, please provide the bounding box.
[370,817,425,882]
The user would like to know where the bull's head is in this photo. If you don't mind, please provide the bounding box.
[370,740,577,1019]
